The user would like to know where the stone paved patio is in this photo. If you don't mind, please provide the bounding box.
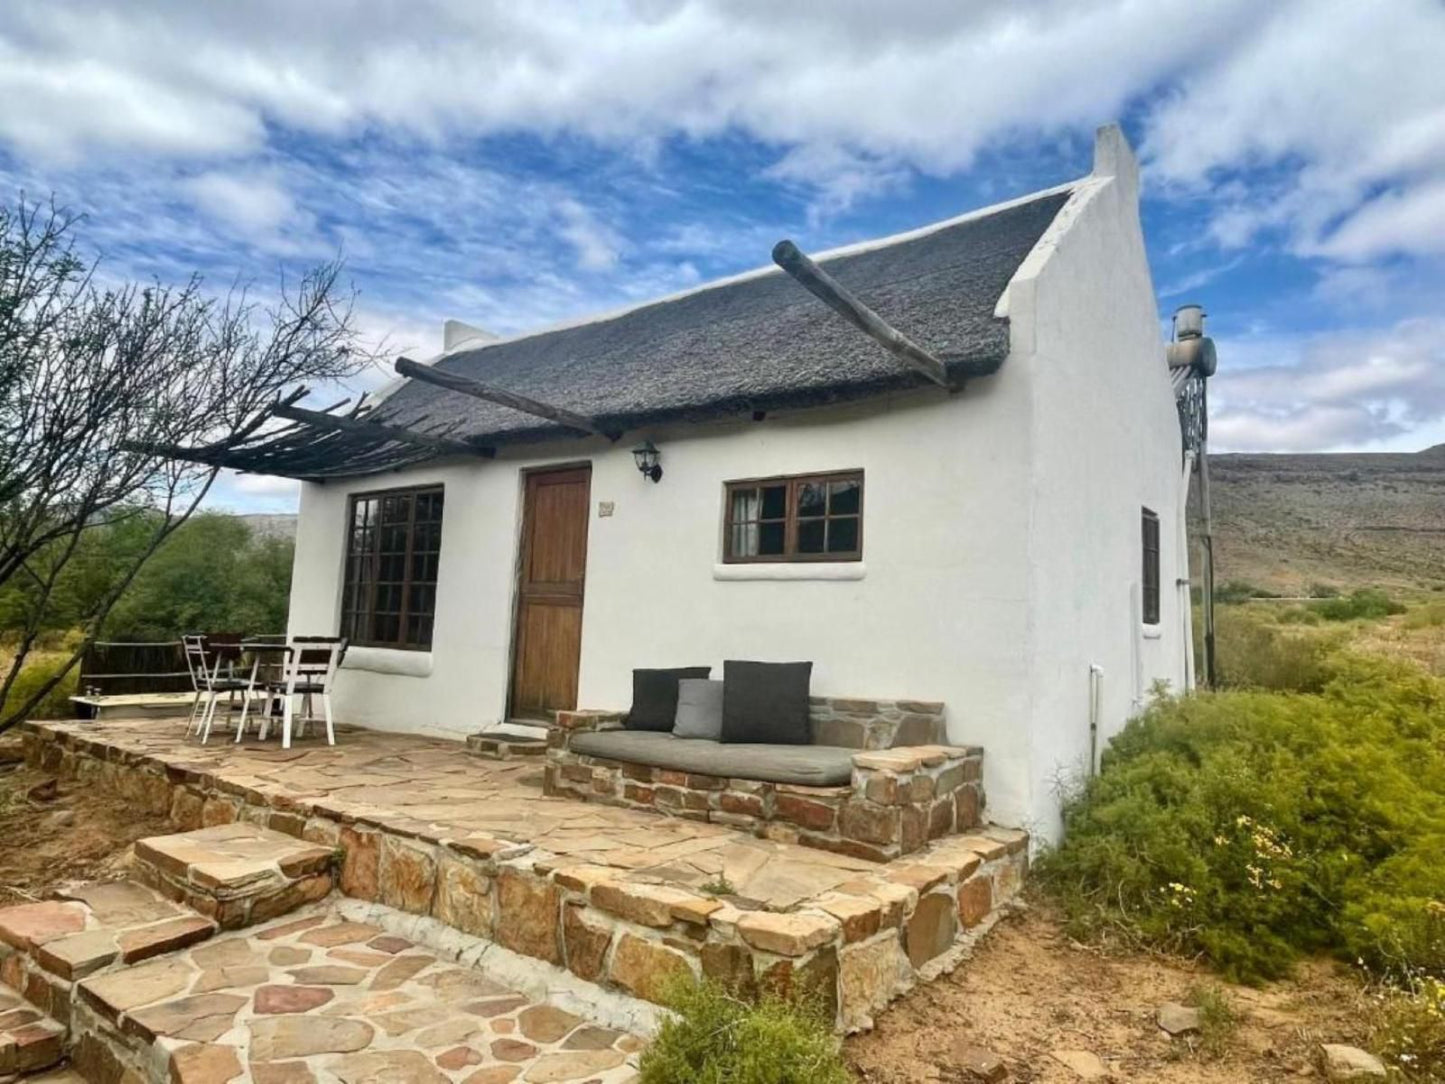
[23,717,1029,1034]
[28,718,912,910]
[70,906,642,1083]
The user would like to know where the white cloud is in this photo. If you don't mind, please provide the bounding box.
[3,0,1441,255]
[1142,0,1445,262]
[182,170,295,234]
[556,199,622,271]
[0,1,1237,192]
[1210,318,1445,451]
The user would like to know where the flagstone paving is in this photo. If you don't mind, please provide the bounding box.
[32,718,889,910]
[74,907,641,1083]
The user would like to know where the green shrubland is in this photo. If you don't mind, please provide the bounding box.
[1309,588,1408,622]
[638,979,849,1084]
[1037,644,1445,986]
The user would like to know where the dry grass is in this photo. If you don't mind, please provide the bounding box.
[1351,609,1445,676]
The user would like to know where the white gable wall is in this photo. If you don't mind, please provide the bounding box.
[1007,127,1191,839]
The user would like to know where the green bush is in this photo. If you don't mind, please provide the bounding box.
[638,979,850,1084]
[1371,977,1445,1081]
[1186,984,1238,1060]
[1310,588,1407,622]
[1214,581,1271,603]
[1212,609,1343,692]
[0,652,79,721]
[1036,651,1445,984]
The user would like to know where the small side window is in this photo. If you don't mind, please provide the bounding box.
[1141,507,1161,625]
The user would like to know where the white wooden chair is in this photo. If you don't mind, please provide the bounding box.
[181,635,208,736]
[256,636,345,749]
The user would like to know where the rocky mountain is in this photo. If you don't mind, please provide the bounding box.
[1202,444,1445,594]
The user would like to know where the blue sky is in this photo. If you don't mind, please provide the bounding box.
[2,0,1443,513]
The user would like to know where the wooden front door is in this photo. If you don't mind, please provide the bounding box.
[510,465,592,720]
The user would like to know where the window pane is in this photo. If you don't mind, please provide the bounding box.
[797,519,825,553]
[758,521,785,555]
[731,488,760,525]
[829,480,860,515]
[381,495,409,524]
[760,484,786,520]
[730,521,759,557]
[828,517,859,553]
[797,482,826,516]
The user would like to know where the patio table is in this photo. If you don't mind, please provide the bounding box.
[235,641,290,743]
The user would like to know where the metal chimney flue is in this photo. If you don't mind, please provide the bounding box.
[1167,303,1216,376]
[1173,303,1205,341]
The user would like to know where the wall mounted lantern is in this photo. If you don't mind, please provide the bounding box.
[632,440,663,483]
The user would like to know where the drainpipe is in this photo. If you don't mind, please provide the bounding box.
[1180,449,1197,691]
[1088,664,1104,776]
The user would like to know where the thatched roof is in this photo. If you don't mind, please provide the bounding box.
[151,187,1072,479]
[372,188,1071,448]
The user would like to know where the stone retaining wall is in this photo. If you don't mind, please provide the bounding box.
[546,711,984,862]
[21,722,1026,1033]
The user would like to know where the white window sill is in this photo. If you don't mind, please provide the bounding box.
[712,562,866,582]
[1141,625,1164,640]
[341,647,433,677]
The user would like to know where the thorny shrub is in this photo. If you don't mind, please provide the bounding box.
[1036,650,1445,985]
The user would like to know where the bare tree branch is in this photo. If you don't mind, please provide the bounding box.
[0,196,367,731]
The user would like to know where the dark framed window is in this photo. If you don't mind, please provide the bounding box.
[723,471,863,563]
[341,485,444,649]
[1141,507,1161,625]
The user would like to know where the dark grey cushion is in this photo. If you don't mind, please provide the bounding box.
[570,729,856,786]
[721,660,812,744]
[626,666,711,731]
[673,678,724,740]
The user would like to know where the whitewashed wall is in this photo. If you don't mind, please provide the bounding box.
[1002,126,1191,839]
[287,126,1191,840]
[289,375,1043,822]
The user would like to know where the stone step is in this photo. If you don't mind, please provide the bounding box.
[130,824,336,930]
[0,882,218,1028]
[465,732,549,760]
[67,906,643,1084]
[0,986,65,1079]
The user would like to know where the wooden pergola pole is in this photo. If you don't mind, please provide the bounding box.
[772,240,951,388]
[395,357,619,440]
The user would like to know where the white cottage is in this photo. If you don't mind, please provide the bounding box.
[239,125,1205,842]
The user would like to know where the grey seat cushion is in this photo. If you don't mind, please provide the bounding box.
[569,729,856,786]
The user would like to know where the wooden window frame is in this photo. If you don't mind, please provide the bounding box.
[722,470,864,564]
[341,484,445,651]
[1141,506,1161,626]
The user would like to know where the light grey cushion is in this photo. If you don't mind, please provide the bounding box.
[569,729,856,786]
[673,678,724,740]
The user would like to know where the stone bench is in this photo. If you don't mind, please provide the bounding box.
[544,697,984,862]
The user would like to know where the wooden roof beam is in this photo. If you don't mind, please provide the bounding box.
[772,240,951,388]
[394,356,620,440]
[271,403,495,458]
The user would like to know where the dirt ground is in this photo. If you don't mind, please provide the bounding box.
[845,903,1371,1083]
[0,749,171,907]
